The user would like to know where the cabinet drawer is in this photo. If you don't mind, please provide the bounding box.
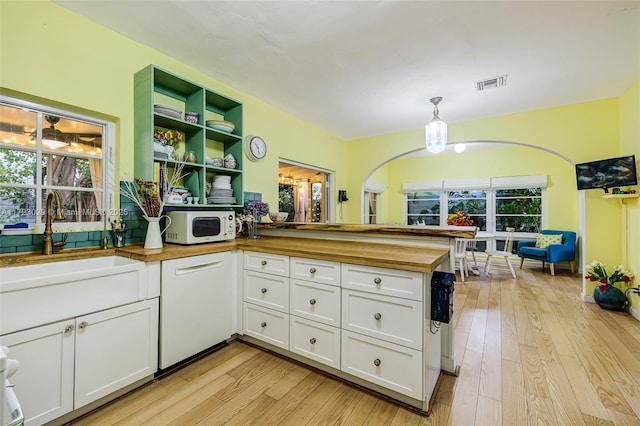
[244,271,289,313]
[244,251,289,277]
[290,280,340,327]
[342,290,422,350]
[290,257,340,286]
[341,264,423,301]
[341,330,422,400]
[290,316,340,369]
[243,303,289,349]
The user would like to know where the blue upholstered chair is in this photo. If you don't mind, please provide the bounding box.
[517,230,576,276]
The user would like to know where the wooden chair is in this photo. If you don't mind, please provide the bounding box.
[484,227,517,279]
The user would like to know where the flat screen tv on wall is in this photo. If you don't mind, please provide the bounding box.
[575,154,637,192]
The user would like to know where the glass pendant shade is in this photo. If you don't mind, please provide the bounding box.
[425,117,447,153]
[425,97,447,154]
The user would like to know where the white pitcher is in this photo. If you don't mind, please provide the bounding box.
[143,215,172,249]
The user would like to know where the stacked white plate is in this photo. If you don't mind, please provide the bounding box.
[154,104,182,119]
[208,175,236,204]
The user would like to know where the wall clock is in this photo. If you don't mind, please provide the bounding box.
[244,135,267,162]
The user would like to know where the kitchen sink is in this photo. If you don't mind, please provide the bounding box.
[0,256,147,334]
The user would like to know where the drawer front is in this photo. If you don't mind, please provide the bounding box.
[244,251,290,277]
[341,330,422,400]
[243,303,289,349]
[244,271,289,313]
[290,280,340,327]
[290,316,340,369]
[341,264,423,301]
[290,257,340,286]
[342,290,422,350]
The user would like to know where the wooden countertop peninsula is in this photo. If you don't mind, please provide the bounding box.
[1,224,470,271]
[259,222,478,239]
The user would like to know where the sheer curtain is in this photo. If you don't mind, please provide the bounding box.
[89,158,103,216]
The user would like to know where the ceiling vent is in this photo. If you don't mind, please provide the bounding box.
[475,74,507,91]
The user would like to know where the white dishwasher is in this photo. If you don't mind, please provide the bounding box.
[160,252,233,369]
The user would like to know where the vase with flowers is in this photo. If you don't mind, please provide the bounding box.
[585,260,634,311]
[243,200,270,239]
[447,210,474,226]
[120,162,186,249]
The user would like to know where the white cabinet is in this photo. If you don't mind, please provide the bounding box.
[240,251,440,412]
[341,330,423,400]
[0,321,74,425]
[243,303,289,349]
[75,300,159,407]
[1,299,158,426]
[290,316,340,369]
[242,251,291,349]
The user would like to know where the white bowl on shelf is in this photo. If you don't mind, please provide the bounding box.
[206,120,235,133]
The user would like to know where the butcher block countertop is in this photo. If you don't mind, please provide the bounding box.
[0,224,470,271]
[117,236,449,273]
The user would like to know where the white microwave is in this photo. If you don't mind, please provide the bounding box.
[165,210,236,244]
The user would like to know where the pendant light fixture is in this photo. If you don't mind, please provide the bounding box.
[425,96,447,154]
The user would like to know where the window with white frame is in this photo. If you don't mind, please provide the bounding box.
[404,175,546,250]
[0,95,114,229]
[363,180,385,224]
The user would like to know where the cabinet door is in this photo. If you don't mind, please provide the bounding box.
[244,251,289,276]
[342,290,423,350]
[1,320,74,426]
[290,279,340,327]
[243,303,289,349]
[74,299,159,408]
[290,257,340,286]
[244,270,289,313]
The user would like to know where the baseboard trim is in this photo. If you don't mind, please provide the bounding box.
[630,305,640,322]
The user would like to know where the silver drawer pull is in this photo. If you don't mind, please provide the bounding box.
[310,337,317,344]
[261,287,268,294]
[64,324,75,334]
[78,321,89,329]
[374,358,381,367]
[374,277,382,285]
[309,298,317,305]
[261,260,267,266]
[309,267,316,274]
[374,312,382,320]
[260,322,267,328]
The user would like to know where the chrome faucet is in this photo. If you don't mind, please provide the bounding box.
[42,190,67,255]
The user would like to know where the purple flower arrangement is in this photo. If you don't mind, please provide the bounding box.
[245,200,270,217]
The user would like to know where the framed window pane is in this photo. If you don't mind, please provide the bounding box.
[0,104,37,148]
[407,191,441,225]
[0,148,36,185]
[447,190,487,230]
[0,188,36,223]
[40,189,103,223]
[496,188,542,232]
[42,154,102,189]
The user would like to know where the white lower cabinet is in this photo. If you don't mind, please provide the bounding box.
[241,252,439,411]
[243,303,289,349]
[341,330,423,400]
[1,321,74,425]
[1,299,158,426]
[290,316,340,369]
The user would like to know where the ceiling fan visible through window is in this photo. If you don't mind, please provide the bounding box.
[39,115,103,153]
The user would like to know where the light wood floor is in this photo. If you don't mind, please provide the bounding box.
[70,264,640,425]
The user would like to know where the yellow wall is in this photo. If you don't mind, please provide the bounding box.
[0,0,347,216]
[2,1,639,308]
[619,80,640,312]
[379,145,576,231]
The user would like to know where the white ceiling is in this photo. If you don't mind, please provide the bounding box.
[55,0,640,141]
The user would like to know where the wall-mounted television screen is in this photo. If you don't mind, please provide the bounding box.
[575,154,637,191]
